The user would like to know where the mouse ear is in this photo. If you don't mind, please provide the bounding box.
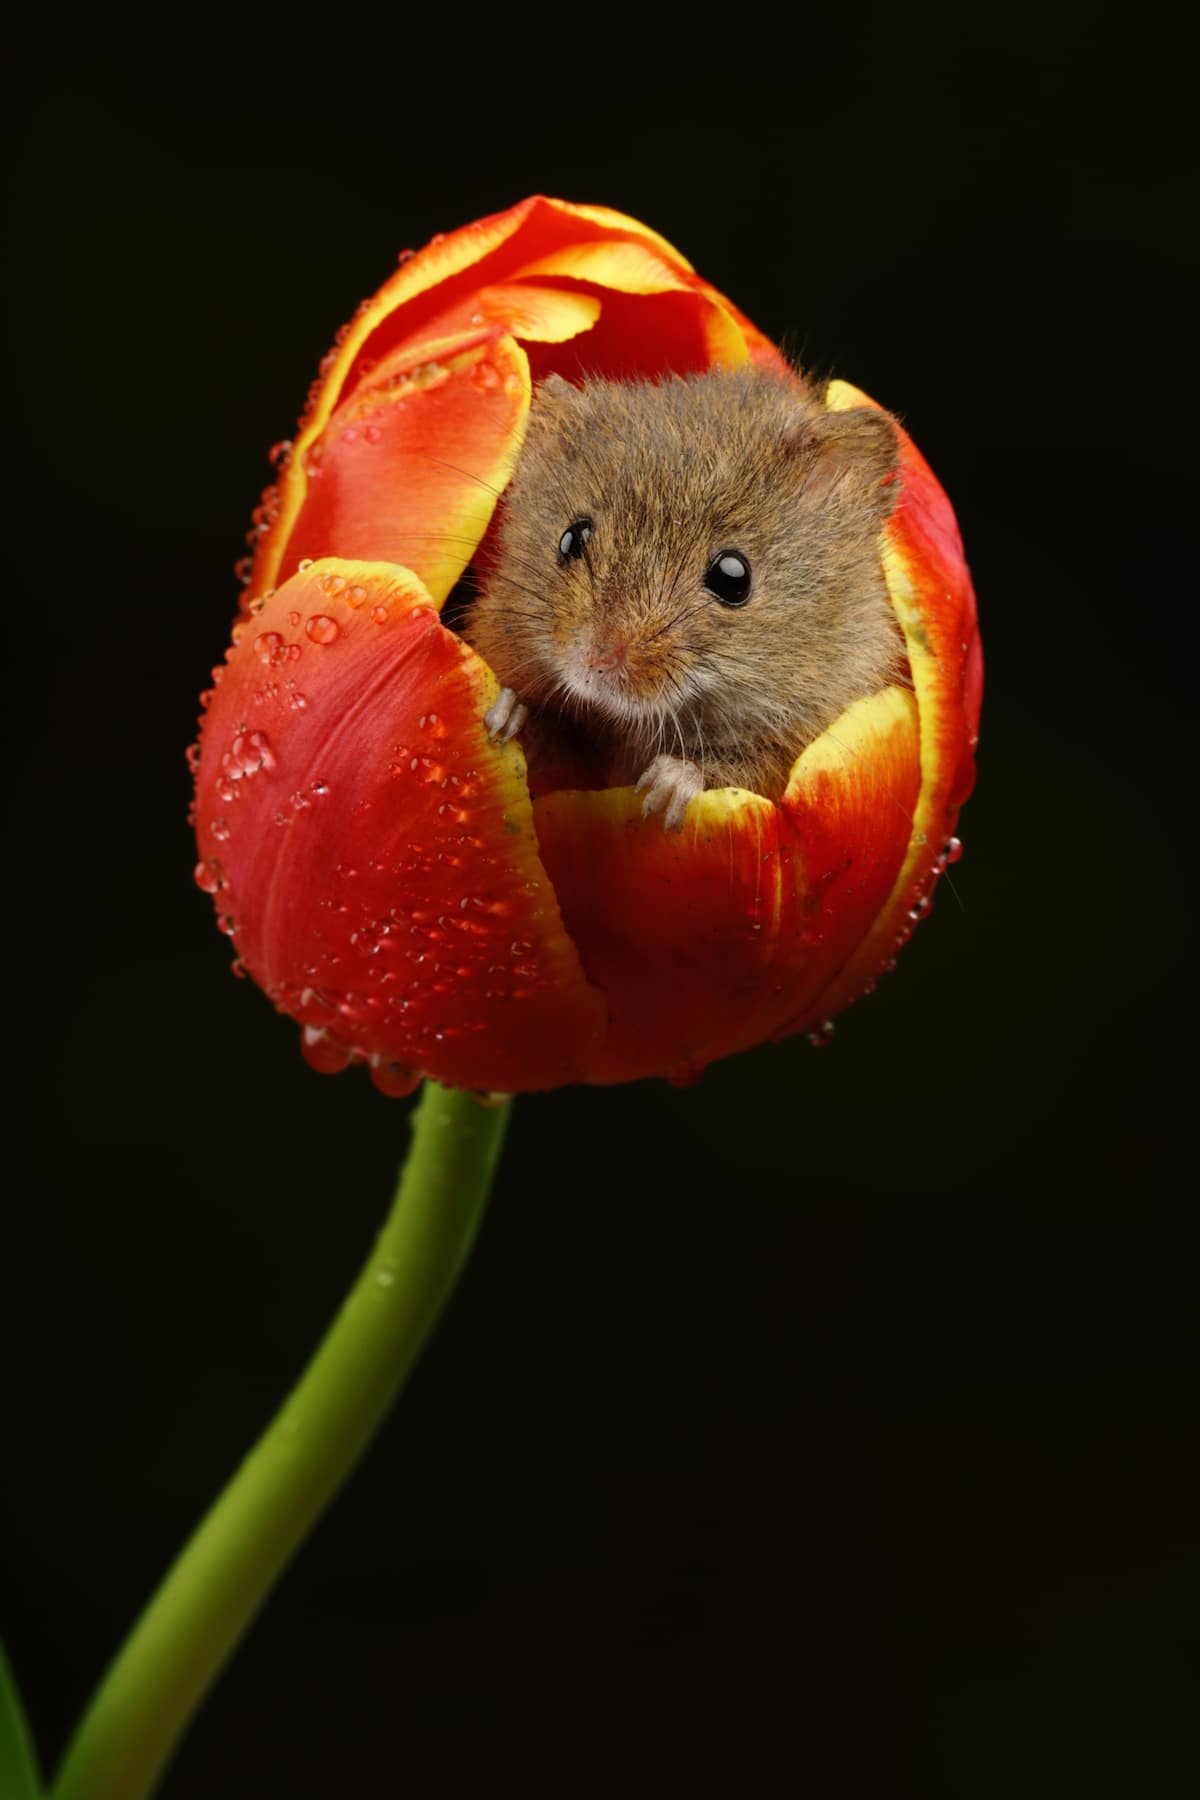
[537,373,579,403]
[787,406,901,517]
[525,372,585,449]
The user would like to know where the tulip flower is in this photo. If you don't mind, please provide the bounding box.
[37,201,981,1800]
[191,194,981,1095]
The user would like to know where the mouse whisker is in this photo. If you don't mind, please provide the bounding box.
[424,457,505,500]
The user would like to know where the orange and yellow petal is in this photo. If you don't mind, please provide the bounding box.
[261,331,531,606]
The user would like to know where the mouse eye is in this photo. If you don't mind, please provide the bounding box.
[704,551,751,607]
[558,518,593,561]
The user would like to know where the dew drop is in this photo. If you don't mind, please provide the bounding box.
[268,439,293,468]
[299,1025,353,1075]
[941,836,964,866]
[253,631,284,665]
[346,585,368,609]
[193,859,223,894]
[298,558,315,574]
[806,1020,836,1049]
[370,604,389,624]
[305,615,339,645]
[369,1060,421,1098]
[211,817,231,842]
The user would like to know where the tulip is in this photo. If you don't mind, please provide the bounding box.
[192,194,981,1093]
[45,200,982,1800]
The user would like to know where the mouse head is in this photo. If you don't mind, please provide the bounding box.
[490,366,901,745]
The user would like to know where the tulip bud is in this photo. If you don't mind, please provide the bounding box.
[192,197,981,1092]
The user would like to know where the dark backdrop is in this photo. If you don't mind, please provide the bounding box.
[5,12,1195,1798]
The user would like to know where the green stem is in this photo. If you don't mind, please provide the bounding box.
[53,1082,511,1800]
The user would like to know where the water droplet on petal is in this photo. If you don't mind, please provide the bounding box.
[369,1059,421,1098]
[941,836,963,866]
[806,1021,836,1049]
[298,558,315,574]
[305,615,340,645]
[253,631,284,665]
[193,859,223,894]
[299,1025,352,1074]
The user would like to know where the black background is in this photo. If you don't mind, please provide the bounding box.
[5,11,1196,1797]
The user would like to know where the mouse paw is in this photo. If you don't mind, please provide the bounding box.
[484,687,529,744]
[635,754,704,831]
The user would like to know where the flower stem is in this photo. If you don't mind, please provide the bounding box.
[52,1082,511,1800]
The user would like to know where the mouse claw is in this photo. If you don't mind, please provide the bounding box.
[484,687,529,743]
[635,755,704,831]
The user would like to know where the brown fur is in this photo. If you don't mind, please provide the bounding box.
[464,363,904,800]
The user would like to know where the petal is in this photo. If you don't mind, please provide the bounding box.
[324,197,701,432]
[246,197,710,607]
[261,331,531,604]
[474,282,603,342]
[805,381,981,1019]
[531,784,786,1084]
[508,239,751,371]
[194,560,606,1091]
[763,684,922,1042]
[532,686,921,1083]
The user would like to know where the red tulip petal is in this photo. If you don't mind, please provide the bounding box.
[246,199,712,608]
[194,560,606,1091]
[759,685,922,1043]
[263,330,531,603]
[531,784,785,1084]
[326,197,703,429]
[532,684,920,1083]
[800,381,981,1023]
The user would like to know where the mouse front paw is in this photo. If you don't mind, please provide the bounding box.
[483,687,529,744]
[635,754,704,831]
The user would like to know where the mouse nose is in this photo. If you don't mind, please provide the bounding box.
[585,637,629,675]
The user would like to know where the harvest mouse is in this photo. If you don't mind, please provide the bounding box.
[465,364,904,827]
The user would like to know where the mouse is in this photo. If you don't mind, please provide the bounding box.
[464,362,905,828]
